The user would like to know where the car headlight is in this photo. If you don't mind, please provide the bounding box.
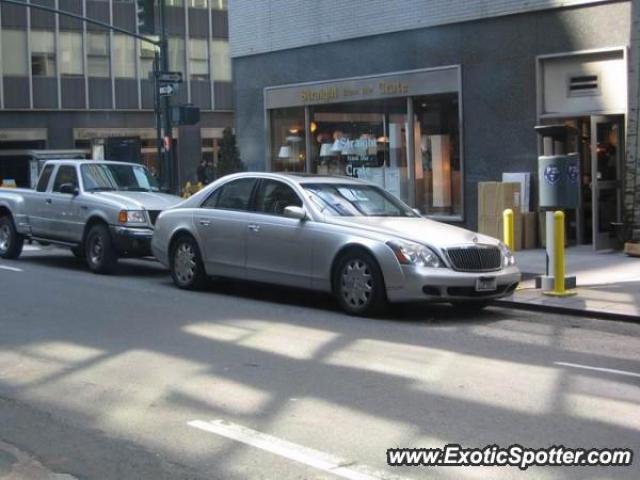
[387,240,442,268]
[118,210,147,224]
[498,241,516,267]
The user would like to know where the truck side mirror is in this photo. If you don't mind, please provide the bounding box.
[59,183,79,196]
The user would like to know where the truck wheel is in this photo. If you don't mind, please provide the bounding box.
[85,224,117,274]
[170,235,207,289]
[333,250,387,316]
[0,215,24,260]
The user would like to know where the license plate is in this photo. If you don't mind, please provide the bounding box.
[475,276,497,292]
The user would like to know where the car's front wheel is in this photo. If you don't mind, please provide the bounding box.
[333,251,387,316]
[0,215,24,259]
[85,224,118,274]
[170,235,207,289]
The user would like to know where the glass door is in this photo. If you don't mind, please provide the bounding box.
[590,115,623,249]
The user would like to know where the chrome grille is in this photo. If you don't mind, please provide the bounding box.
[147,210,161,225]
[446,246,502,272]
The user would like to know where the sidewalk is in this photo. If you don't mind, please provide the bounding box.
[495,245,640,321]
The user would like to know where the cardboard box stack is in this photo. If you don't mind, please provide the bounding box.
[522,212,537,249]
[478,182,522,250]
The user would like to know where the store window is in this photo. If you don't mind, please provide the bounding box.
[2,30,28,76]
[113,34,135,78]
[190,39,209,81]
[270,108,306,172]
[88,32,110,78]
[413,94,461,217]
[31,30,56,77]
[309,98,410,204]
[210,40,231,81]
[59,31,83,77]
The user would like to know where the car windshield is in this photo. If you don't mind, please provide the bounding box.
[81,163,159,192]
[302,183,417,217]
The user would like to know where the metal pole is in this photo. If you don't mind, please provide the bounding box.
[154,51,163,184]
[158,0,174,193]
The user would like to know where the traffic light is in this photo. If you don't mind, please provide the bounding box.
[136,0,155,35]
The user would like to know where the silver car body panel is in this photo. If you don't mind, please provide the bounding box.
[152,172,521,303]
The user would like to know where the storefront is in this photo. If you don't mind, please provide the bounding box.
[264,67,464,221]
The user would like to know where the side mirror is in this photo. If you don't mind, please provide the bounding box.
[412,208,422,216]
[60,183,79,196]
[283,205,307,220]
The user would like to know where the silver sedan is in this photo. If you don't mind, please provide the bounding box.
[151,173,520,315]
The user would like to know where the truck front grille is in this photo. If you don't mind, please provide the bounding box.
[147,210,161,225]
[446,246,502,272]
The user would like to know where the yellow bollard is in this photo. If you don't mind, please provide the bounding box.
[503,208,514,251]
[544,210,577,297]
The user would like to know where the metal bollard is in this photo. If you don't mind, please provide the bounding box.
[544,210,577,297]
[503,208,514,251]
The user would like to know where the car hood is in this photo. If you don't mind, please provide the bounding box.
[91,191,182,210]
[324,216,499,249]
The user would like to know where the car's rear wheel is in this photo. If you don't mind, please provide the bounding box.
[333,251,386,316]
[85,224,118,274]
[0,215,24,259]
[170,235,206,289]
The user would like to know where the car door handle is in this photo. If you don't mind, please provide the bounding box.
[198,218,211,226]
[46,199,52,204]
[248,224,261,232]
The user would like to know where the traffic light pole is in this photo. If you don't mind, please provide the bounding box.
[158,0,175,193]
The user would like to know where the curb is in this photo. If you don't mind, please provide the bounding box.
[493,299,640,323]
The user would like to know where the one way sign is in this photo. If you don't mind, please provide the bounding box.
[159,84,176,96]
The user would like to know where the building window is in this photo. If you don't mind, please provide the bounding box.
[189,38,209,81]
[210,40,231,81]
[166,0,184,6]
[59,31,83,77]
[114,34,136,78]
[211,0,227,10]
[188,0,208,7]
[31,30,56,77]
[270,108,306,173]
[413,94,461,217]
[88,32,110,78]
[2,30,28,76]
[139,40,156,78]
[168,37,185,73]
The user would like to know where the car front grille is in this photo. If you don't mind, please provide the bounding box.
[446,246,502,272]
[147,210,161,225]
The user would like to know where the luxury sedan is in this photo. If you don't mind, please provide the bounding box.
[151,173,520,315]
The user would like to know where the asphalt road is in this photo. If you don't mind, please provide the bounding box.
[0,246,639,480]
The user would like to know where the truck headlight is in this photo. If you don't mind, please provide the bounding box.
[498,241,516,266]
[118,210,147,224]
[387,240,442,268]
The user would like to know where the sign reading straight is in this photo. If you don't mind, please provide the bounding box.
[264,65,460,109]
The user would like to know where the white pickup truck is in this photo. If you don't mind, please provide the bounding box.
[0,160,181,273]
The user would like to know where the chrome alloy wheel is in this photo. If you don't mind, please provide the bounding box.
[174,242,197,284]
[340,259,373,308]
[89,234,104,265]
[0,224,10,253]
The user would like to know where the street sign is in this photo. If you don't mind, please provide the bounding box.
[159,84,175,96]
[155,71,183,83]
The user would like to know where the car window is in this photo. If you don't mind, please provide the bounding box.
[203,178,256,211]
[255,180,302,216]
[52,166,79,193]
[36,165,54,192]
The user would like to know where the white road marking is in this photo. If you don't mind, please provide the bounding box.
[0,265,22,272]
[554,361,640,379]
[187,419,406,480]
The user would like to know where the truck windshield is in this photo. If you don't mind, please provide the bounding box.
[81,163,159,192]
